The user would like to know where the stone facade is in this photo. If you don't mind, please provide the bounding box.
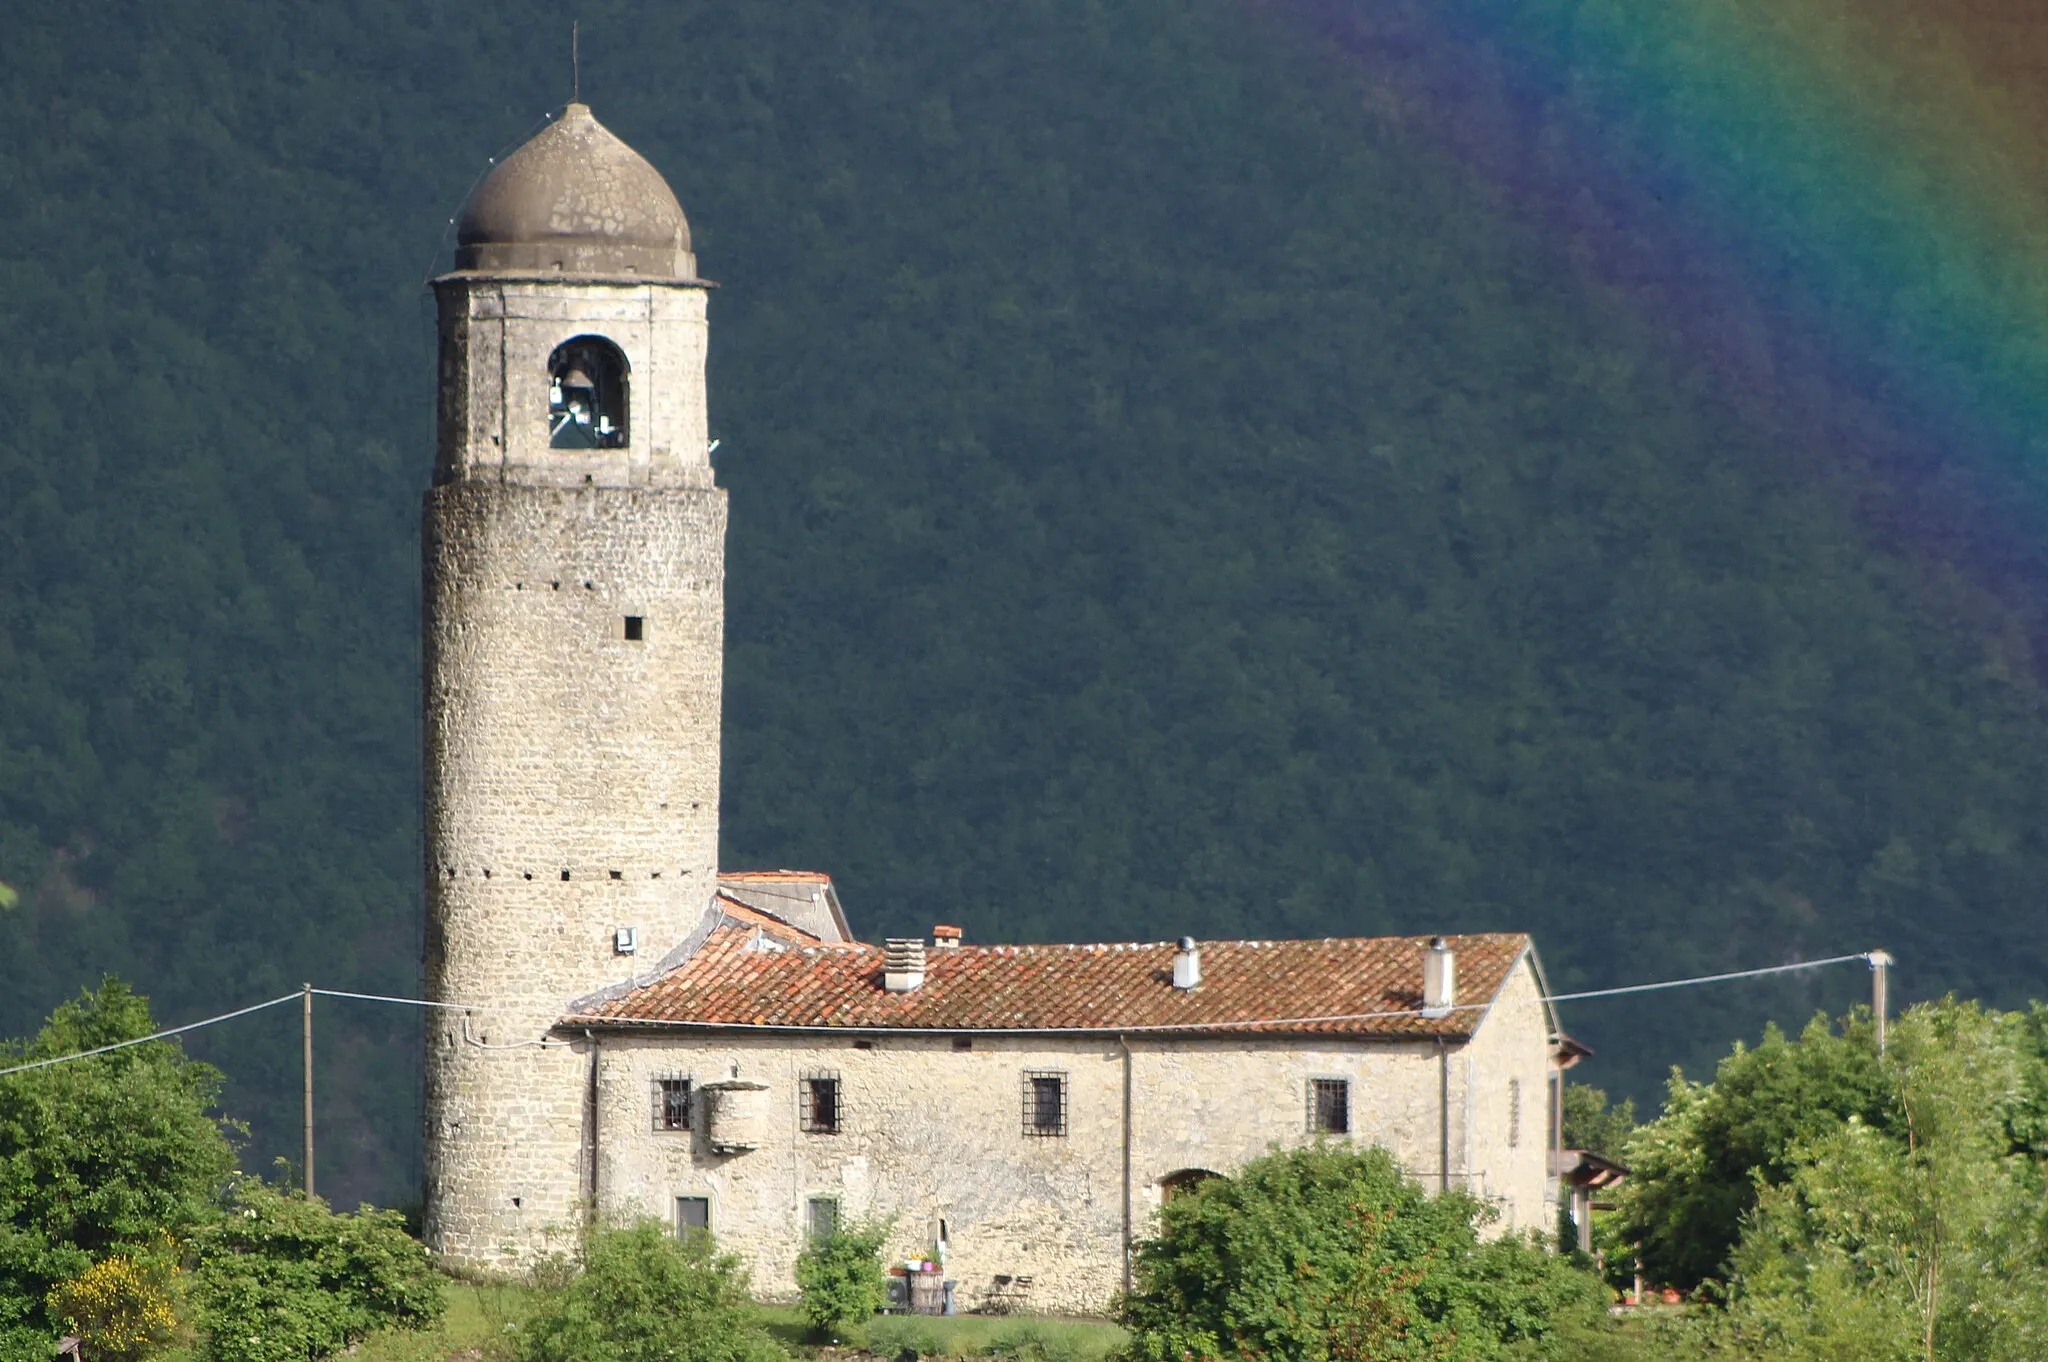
[584,952,1557,1315]
[421,268,725,1266]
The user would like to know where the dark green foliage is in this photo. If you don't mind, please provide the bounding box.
[5,0,2048,1208]
[516,1222,787,1362]
[793,1218,889,1337]
[0,980,236,1353]
[1611,1013,1891,1289]
[187,1174,442,1362]
[1118,1145,1604,1361]
[1559,1085,1636,1163]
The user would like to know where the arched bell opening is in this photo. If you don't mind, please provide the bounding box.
[1159,1168,1222,1203]
[548,336,629,449]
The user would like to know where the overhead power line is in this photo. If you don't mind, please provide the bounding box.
[1543,951,1883,1004]
[0,992,302,1080]
[310,987,477,1011]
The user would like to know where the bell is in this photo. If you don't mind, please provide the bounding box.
[560,367,595,392]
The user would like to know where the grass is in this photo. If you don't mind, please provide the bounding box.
[756,1303,1126,1359]
[856,1313,1127,1361]
[353,1278,537,1362]
[353,1279,1124,1362]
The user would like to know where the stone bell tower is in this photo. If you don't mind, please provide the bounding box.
[420,103,723,1266]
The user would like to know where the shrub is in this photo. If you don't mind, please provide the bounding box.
[1118,1145,1606,1362]
[516,1221,787,1362]
[45,1252,180,1362]
[188,1175,442,1362]
[793,1218,890,1337]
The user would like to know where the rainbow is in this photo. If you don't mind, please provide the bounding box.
[1278,0,2048,598]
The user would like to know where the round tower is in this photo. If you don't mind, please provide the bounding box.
[421,104,723,1266]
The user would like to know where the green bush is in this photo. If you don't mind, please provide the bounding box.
[188,1175,442,1362]
[793,1218,890,1338]
[516,1221,786,1362]
[1119,1145,1606,1362]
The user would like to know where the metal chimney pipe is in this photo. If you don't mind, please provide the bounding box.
[1422,936,1456,1018]
[1172,936,1202,991]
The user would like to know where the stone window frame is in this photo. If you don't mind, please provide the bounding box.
[652,1073,693,1133]
[801,1070,843,1135]
[805,1195,841,1240]
[1022,1070,1068,1138]
[675,1194,711,1237]
[1307,1076,1350,1135]
[1508,1077,1522,1148]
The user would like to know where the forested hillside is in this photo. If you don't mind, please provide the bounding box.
[4,0,2047,1207]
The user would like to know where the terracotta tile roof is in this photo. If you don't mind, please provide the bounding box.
[572,929,1532,1038]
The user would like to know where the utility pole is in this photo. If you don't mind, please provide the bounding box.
[1869,950,1893,1055]
[302,982,315,1197]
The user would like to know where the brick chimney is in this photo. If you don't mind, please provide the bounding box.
[932,924,963,950]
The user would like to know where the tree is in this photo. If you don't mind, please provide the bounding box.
[187,1174,442,1362]
[0,979,236,1356]
[1708,1002,2048,1362]
[1559,1085,1635,1162]
[1608,1012,1892,1289]
[517,1222,787,1362]
[1117,1145,1605,1362]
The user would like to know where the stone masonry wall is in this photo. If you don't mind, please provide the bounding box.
[1455,956,1559,1235]
[435,280,712,490]
[589,976,1552,1317]
[422,272,725,1268]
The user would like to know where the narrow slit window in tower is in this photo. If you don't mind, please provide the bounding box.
[624,615,644,641]
[548,337,629,448]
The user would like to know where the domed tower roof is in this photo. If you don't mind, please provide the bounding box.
[455,103,696,279]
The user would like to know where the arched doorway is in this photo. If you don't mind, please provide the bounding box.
[1159,1168,1222,1203]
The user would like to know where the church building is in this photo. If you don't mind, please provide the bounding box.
[419,104,1573,1313]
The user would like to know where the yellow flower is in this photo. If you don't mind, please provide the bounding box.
[47,1254,182,1362]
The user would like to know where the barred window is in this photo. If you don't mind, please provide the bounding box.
[802,1073,841,1134]
[1023,1071,1068,1137]
[676,1196,710,1235]
[806,1197,840,1240]
[1309,1078,1350,1134]
[653,1076,692,1132]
